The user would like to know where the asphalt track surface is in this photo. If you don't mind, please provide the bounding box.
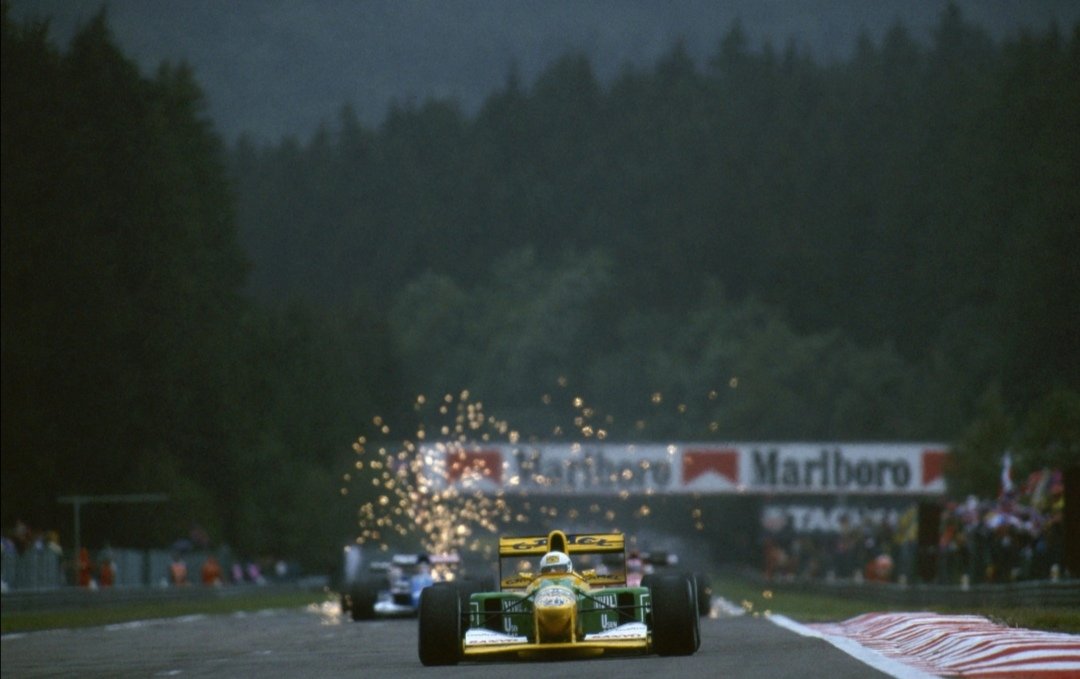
[1,604,894,679]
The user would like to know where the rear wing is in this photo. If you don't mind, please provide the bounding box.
[498,530,627,589]
[498,531,625,557]
[370,552,460,571]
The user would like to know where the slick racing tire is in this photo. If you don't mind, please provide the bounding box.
[687,572,712,618]
[418,583,462,666]
[693,572,712,618]
[651,574,699,656]
[455,578,489,613]
[348,580,378,621]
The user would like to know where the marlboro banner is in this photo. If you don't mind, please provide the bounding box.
[425,442,949,496]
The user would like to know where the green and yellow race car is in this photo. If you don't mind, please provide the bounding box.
[418,529,700,665]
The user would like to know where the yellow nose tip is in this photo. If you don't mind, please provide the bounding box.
[536,601,574,642]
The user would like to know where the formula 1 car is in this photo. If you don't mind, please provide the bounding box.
[342,551,462,621]
[417,529,700,665]
[628,549,713,617]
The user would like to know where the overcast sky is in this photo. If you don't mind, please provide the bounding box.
[10,1,1080,144]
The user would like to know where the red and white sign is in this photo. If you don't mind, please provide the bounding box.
[446,448,503,484]
[426,442,948,496]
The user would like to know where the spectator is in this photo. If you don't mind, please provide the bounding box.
[12,519,31,554]
[169,554,188,586]
[77,547,94,588]
[929,469,1068,586]
[99,557,116,587]
[246,561,266,585]
[762,536,790,581]
[758,469,1067,587]
[45,531,63,558]
[201,555,223,586]
[864,553,894,582]
[893,505,918,584]
[1,535,16,592]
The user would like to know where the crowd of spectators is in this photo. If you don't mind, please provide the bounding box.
[761,468,1068,586]
[761,510,913,583]
[1,519,287,591]
[935,468,1066,585]
[1,521,66,592]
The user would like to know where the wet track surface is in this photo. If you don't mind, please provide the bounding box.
[2,605,892,679]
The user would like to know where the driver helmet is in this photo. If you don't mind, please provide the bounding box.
[539,550,572,575]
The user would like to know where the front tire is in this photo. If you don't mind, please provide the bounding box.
[455,577,489,610]
[349,579,378,621]
[651,574,699,656]
[418,583,462,666]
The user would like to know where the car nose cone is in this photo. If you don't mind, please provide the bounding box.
[534,585,577,642]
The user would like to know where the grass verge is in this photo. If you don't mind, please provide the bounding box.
[712,574,1080,633]
[1,589,330,635]
[7,578,1077,636]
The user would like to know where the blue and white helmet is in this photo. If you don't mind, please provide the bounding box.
[540,550,572,574]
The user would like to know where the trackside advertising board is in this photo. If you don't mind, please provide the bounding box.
[427,442,948,496]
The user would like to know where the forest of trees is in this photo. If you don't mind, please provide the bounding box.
[2,4,1077,571]
[231,8,1078,489]
[1,6,399,568]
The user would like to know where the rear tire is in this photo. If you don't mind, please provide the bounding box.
[651,574,699,656]
[418,583,462,666]
[692,572,712,617]
[680,573,703,650]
